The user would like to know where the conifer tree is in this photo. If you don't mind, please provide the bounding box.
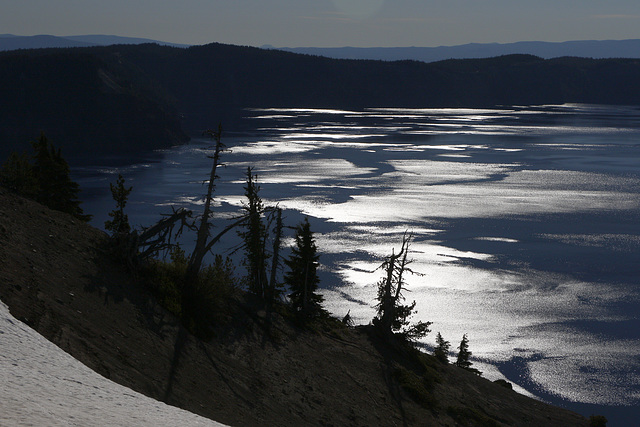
[239,167,269,298]
[373,232,431,341]
[105,174,132,235]
[32,133,91,221]
[1,133,90,221]
[0,151,38,197]
[455,334,482,375]
[284,217,323,317]
[434,332,450,364]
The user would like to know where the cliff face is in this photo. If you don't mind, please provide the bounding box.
[0,186,589,426]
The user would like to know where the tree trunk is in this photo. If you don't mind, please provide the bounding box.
[186,126,223,285]
[267,207,283,307]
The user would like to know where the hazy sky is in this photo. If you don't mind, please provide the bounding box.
[2,0,639,47]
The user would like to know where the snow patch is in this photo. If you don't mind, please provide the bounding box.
[0,299,226,426]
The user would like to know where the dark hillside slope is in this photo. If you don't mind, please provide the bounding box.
[0,186,589,426]
[0,50,188,161]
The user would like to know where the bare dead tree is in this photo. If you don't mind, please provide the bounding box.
[128,206,193,266]
[375,232,411,335]
[185,125,225,285]
[373,232,431,342]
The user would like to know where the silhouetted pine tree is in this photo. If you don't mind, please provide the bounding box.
[455,334,481,375]
[284,217,324,317]
[0,151,38,197]
[1,133,90,221]
[105,174,132,235]
[434,332,450,364]
[32,133,84,219]
[239,167,269,298]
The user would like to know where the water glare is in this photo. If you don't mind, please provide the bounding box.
[77,105,640,419]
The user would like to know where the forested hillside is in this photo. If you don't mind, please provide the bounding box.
[1,42,639,160]
[0,49,188,161]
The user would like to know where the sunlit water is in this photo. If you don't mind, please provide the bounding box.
[76,105,640,424]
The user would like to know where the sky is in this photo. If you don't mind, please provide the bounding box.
[1,0,639,47]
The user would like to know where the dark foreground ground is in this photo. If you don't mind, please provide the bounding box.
[0,187,589,426]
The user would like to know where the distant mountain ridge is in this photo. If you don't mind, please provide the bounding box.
[274,39,640,63]
[3,34,639,62]
[0,34,189,51]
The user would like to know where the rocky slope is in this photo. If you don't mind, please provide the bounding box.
[0,187,589,426]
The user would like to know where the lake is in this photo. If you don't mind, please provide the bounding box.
[76,104,640,425]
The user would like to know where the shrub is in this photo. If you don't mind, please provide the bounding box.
[0,151,38,197]
[393,365,438,410]
[181,254,238,339]
[589,415,608,427]
[446,406,500,427]
[493,379,513,390]
[141,246,189,317]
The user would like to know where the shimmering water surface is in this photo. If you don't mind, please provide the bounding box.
[77,105,640,424]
